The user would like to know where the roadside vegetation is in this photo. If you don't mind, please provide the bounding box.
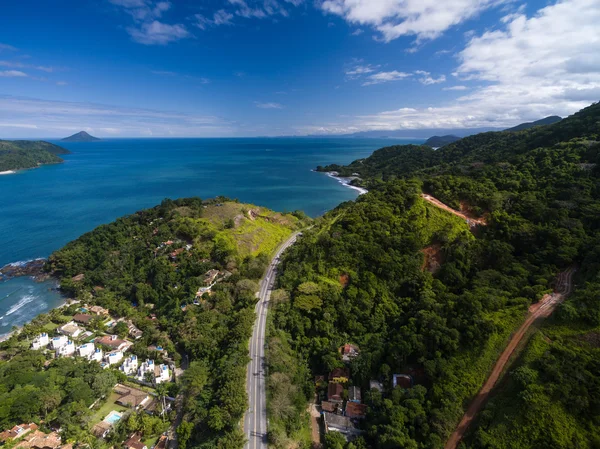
[271,102,600,448]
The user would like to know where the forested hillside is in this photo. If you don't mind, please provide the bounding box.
[1,198,308,448]
[273,102,600,449]
[0,139,70,171]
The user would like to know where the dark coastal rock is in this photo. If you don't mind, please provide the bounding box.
[0,259,49,282]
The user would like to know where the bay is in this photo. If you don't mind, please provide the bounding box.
[0,137,421,334]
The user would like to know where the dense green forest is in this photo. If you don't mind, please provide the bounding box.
[273,102,600,449]
[0,139,69,171]
[0,198,307,448]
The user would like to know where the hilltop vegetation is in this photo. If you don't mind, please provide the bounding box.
[0,139,70,172]
[273,102,600,449]
[1,197,308,448]
[424,135,461,148]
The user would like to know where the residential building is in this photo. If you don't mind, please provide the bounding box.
[124,432,147,449]
[323,412,362,438]
[393,374,413,389]
[329,367,350,383]
[154,435,168,449]
[11,430,71,449]
[89,348,103,362]
[154,364,170,384]
[58,321,82,338]
[95,334,132,352]
[369,380,383,392]
[0,423,38,442]
[77,343,95,358]
[339,343,360,362]
[115,384,151,410]
[73,313,93,325]
[31,333,49,350]
[196,286,211,297]
[120,355,139,375]
[137,359,155,382]
[56,340,75,357]
[89,305,110,315]
[348,386,361,403]
[105,350,124,365]
[50,335,69,350]
[127,321,143,339]
[321,401,339,414]
[328,382,344,404]
[345,402,368,420]
[203,269,220,285]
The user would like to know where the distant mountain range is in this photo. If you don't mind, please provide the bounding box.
[330,116,563,141]
[423,135,461,148]
[62,131,101,142]
[504,116,562,132]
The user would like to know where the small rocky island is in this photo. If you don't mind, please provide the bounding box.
[62,131,101,142]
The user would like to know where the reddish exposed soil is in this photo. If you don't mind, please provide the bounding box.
[421,194,487,226]
[339,274,349,288]
[421,244,443,273]
[444,267,576,449]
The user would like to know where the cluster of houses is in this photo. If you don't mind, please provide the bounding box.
[0,423,71,449]
[119,355,171,384]
[319,344,415,441]
[28,304,172,385]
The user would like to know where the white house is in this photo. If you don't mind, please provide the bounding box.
[56,340,75,357]
[137,359,155,382]
[58,321,82,338]
[105,351,124,365]
[31,333,49,350]
[154,364,171,384]
[77,343,95,358]
[50,335,69,350]
[89,348,104,363]
[120,355,138,376]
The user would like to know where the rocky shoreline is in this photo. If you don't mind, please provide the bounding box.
[0,258,51,282]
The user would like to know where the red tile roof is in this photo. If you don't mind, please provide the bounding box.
[345,402,368,419]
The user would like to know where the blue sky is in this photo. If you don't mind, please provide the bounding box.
[0,0,598,137]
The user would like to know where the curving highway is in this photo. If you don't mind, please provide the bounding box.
[243,232,301,449]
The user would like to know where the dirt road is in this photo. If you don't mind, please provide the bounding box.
[421,194,486,226]
[443,268,576,449]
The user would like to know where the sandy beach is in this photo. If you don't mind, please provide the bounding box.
[323,171,368,195]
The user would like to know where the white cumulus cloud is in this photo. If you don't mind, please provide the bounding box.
[319,0,510,43]
[303,0,600,133]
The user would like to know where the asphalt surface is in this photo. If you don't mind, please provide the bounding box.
[244,232,301,449]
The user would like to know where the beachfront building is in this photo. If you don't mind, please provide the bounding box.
[89,348,103,363]
[50,335,69,350]
[77,343,95,358]
[105,350,124,365]
[56,340,75,357]
[58,321,82,338]
[154,364,170,384]
[31,333,49,350]
[120,355,139,376]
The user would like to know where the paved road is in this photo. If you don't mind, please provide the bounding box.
[244,232,301,449]
[444,267,576,449]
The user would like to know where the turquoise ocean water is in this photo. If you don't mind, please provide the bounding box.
[0,137,421,334]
